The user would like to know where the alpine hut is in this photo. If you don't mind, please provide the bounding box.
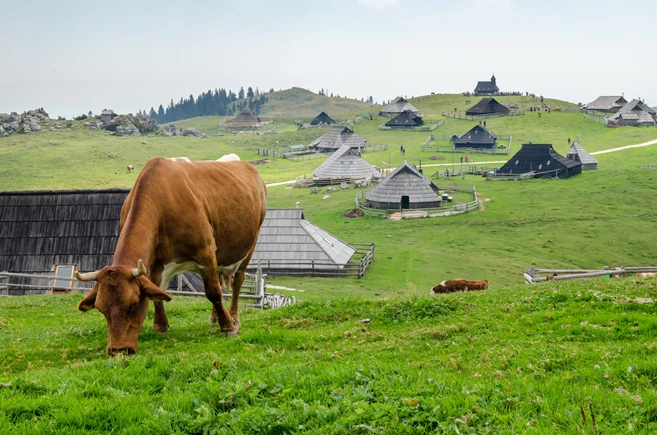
[100,109,116,123]
[465,98,510,117]
[583,96,627,113]
[384,110,424,129]
[250,208,357,276]
[0,189,371,294]
[454,124,496,149]
[605,99,657,127]
[310,111,336,126]
[0,189,129,295]
[566,142,598,170]
[313,145,379,182]
[474,74,500,96]
[308,125,368,153]
[378,97,419,118]
[229,109,264,127]
[366,162,441,210]
[497,144,582,179]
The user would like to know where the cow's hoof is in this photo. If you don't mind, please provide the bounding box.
[209,315,219,325]
[221,320,240,337]
[152,323,169,333]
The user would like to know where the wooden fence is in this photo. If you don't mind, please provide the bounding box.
[0,269,273,309]
[248,243,375,278]
[441,110,524,120]
[422,135,512,155]
[356,185,478,218]
[379,120,444,131]
[258,144,387,160]
[583,112,608,125]
[524,266,657,284]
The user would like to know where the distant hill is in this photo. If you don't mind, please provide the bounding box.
[247,87,374,117]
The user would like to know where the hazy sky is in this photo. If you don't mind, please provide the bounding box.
[2,0,656,118]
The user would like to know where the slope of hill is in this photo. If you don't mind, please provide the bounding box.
[249,87,374,117]
[3,279,657,433]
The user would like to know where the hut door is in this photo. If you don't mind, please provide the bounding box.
[401,195,410,209]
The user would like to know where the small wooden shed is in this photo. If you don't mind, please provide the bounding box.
[454,124,496,148]
[465,98,510,117]
[378,97,419,118]
[497,144,582,178]
[310,112,336,126]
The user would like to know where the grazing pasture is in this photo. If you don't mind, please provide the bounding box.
[2,279,657,433]
[2,92,657,432]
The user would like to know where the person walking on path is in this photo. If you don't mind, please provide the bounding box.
[568,137,571,144]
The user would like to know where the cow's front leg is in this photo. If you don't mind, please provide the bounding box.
[202,268,239,336]
[152,301,169,333]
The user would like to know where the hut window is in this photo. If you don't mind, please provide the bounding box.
[52,265,77,293]
[547,161,551,165]
[515,160,519,165]
[538,164,543,170]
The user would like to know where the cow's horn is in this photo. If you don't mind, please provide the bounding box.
[75,270,99,282]
[132,259,147,277]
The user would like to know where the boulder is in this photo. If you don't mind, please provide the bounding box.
[182,128,200,137]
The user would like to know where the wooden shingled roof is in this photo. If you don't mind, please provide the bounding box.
[584,96,627,112]
[454,124,497,147]
[313,145,379,179]
[566,142,598,169]
[309,125,368,152]
[606,99,657,126]
[250,208,356,270]
[498,144,582,178]
[384,110,424,128]
[366,162,440,209]
[0,189,129,277]
[310,111,336,126]
[465,98,510,116]
[378,97,419,117]
[230,109,261,125]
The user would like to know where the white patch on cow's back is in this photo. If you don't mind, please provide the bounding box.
[216,153,241,162]
[439,280,446,287]
[169,157,191,162]
[160,261,204,289]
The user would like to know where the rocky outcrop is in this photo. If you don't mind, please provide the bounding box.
[0,109,49,136]
[158,124,200,137]
[103,113,157,136]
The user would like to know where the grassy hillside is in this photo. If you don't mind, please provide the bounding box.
[240,87,374,117]
[2,279,657,433]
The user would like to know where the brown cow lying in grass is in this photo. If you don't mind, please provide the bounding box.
[430,278,490,294]
[636,273,657,278]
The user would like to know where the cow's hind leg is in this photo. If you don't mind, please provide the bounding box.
[202,267,239,336]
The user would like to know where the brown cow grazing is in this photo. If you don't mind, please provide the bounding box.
[464,279,489,290]
[430,279,490,294]
[636,272,657,278]
[76,157,267,355]
[431,279,468,294]
[127,165,135,172]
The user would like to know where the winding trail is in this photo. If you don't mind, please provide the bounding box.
[590,138,657,155]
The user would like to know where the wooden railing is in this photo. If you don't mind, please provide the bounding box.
[356,185,479,218]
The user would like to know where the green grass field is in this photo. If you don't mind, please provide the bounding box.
[2,91,657,433]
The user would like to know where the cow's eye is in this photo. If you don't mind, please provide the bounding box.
[128,303,140,315]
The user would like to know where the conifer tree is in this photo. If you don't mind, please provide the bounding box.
[238,87,245,100]
[247,87,254,98]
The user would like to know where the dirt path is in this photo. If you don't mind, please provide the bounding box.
[590,138,657,155]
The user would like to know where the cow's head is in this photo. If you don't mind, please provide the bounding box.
[76,260,172,355]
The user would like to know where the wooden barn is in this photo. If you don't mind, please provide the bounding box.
[584,96,627,113]
[566,142,598,170]
[0,190,374,293]
[384,110,423,129]
[229,109,264,127]
[474,74,499,95]
[310,111,336,126]
[378,97,419,118]
[454,124,496,149]
[0,189,127,295]
[366,162,441,210]
[497,144,582,179]
[465,98,510,117]
[313,145,379,182]
[308,125,368,153]
[605,100,657,127]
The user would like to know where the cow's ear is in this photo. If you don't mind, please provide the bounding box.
[78,285,98,312]
[137,277,173,302]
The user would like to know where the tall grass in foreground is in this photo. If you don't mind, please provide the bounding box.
[2,278,657,434]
